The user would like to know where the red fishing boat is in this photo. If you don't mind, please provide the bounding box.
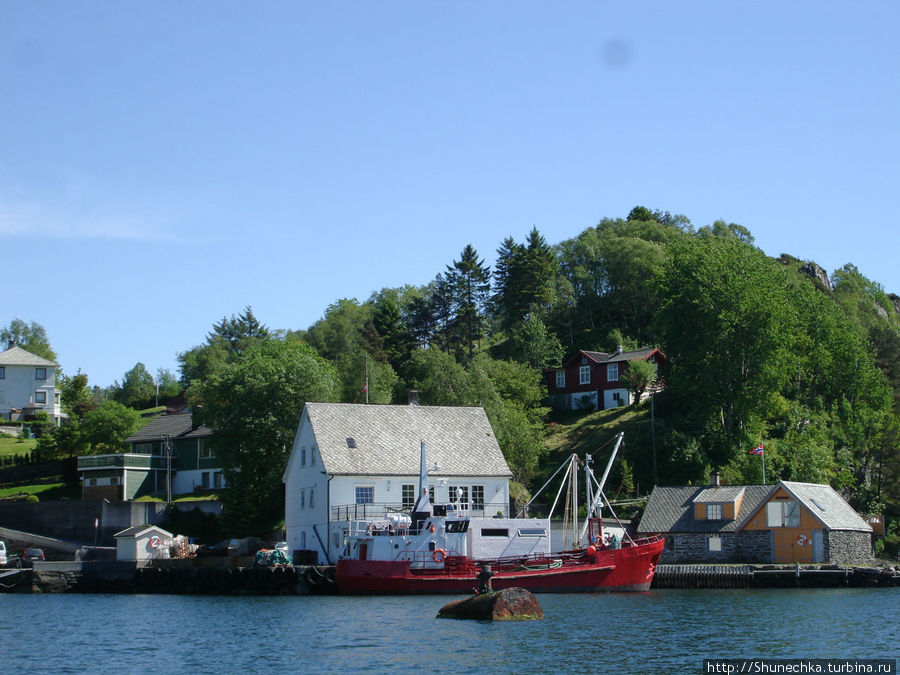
[335,433,663,594]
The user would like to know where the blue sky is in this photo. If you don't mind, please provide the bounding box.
[2,2,898,388]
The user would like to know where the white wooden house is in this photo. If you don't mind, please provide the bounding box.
[283,402,513,564]
[0,343,64,425]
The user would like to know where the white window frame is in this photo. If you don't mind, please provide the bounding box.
[471,485,485,512]
[555,370,565,388]
[355,485,374,504]
[199,439,214,460]
[0,366,5,379]
[300,447,307,466]
[607,363,619,382]
[449,485,469,506]
[401,483,416,509]
[706,503,722,520]
[309,487,315,508]
[579,365,590,385]
[766,500,800,528]
[708,535,722,552]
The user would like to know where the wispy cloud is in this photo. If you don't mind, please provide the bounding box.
[0,197,184,242]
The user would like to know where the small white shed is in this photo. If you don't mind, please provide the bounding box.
[114,525,174,562]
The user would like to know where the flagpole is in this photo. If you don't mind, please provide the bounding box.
[365,352,369,404]
[762,449,766,485]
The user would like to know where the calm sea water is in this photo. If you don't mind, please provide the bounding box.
[1,588,897,674]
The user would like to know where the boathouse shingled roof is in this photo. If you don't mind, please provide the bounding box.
[637,485,772,534]
[124,411,211,443]
[746,481,872,533]
[301,402,512,478]
[579,347,658,364]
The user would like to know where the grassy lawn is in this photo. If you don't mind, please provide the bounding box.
[0,434,38,459]
[0,480,80,501]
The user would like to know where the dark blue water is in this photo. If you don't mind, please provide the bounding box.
[1,589,897,674]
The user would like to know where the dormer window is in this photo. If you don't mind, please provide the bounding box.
[346,437,357,448]
[581,356,588,365]
[706,503,722,520]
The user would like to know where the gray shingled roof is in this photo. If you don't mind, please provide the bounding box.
[304,403,512,478]
[637,484,772,534]
[579,347,658,365]
[0,345,57,367]
[770,481,872,532]
[694,486,745,503]
[125,412,211,443]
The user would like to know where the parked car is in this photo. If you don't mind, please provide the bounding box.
[0,540,7,565]
[21,548,45,563]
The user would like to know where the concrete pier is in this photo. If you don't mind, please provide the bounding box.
[652,564,900,589]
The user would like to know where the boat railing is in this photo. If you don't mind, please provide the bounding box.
[331,502,508,523]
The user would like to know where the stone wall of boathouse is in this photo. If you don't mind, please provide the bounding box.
[826,530,872,566]
[660,530,771,564]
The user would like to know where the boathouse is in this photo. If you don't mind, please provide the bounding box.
[114,524,174,562]
[637,477,872,565]
[283,402,513,565]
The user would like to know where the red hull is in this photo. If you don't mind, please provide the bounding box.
[336,536,664,595]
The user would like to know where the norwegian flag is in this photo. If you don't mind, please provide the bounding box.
[748,443,764,455]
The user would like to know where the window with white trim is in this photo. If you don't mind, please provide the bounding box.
[708,535,722,552]
[579,365,590,385]
[300,447,307,466]
[449,485,469,507]
[355,486,374,504]
[555,370,565,388]
[0,366,5,379]
[472,485,485,511]
[607,363,619,382]
[766,500,800,527]
[401,484,416,509]
[199,439,214,459]
[309,487,315,508]
[706,503,722,520]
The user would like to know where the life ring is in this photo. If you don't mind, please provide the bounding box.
[149,536,161,548]
[432,548,447,563]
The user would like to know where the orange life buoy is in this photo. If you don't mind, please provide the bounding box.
[149,536,161,548]
[432,548,447,563]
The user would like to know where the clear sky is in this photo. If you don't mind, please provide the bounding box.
[2,2,898,388]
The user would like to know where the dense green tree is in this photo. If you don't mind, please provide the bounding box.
[656,236,794,468]
[191,340,339,535]
[444,244,491,360]
[621,357,658,403]
[111,362,156,409]
[155,368,182,402]
[491,228,557,330]
[178,306,272,386]
[506,314,564,370]
[79,401,143,454]
[58,370,96,418]
[1,318,57,361]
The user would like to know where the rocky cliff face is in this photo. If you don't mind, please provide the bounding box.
[799,262,833,292]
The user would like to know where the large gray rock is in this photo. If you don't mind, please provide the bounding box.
[437,587,543,621]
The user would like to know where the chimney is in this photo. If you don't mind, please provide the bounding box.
[616,345,623,355]
[408,390,419,406]
[191,405,203,430]
[709,471,721,487]
[7,340,15,350]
